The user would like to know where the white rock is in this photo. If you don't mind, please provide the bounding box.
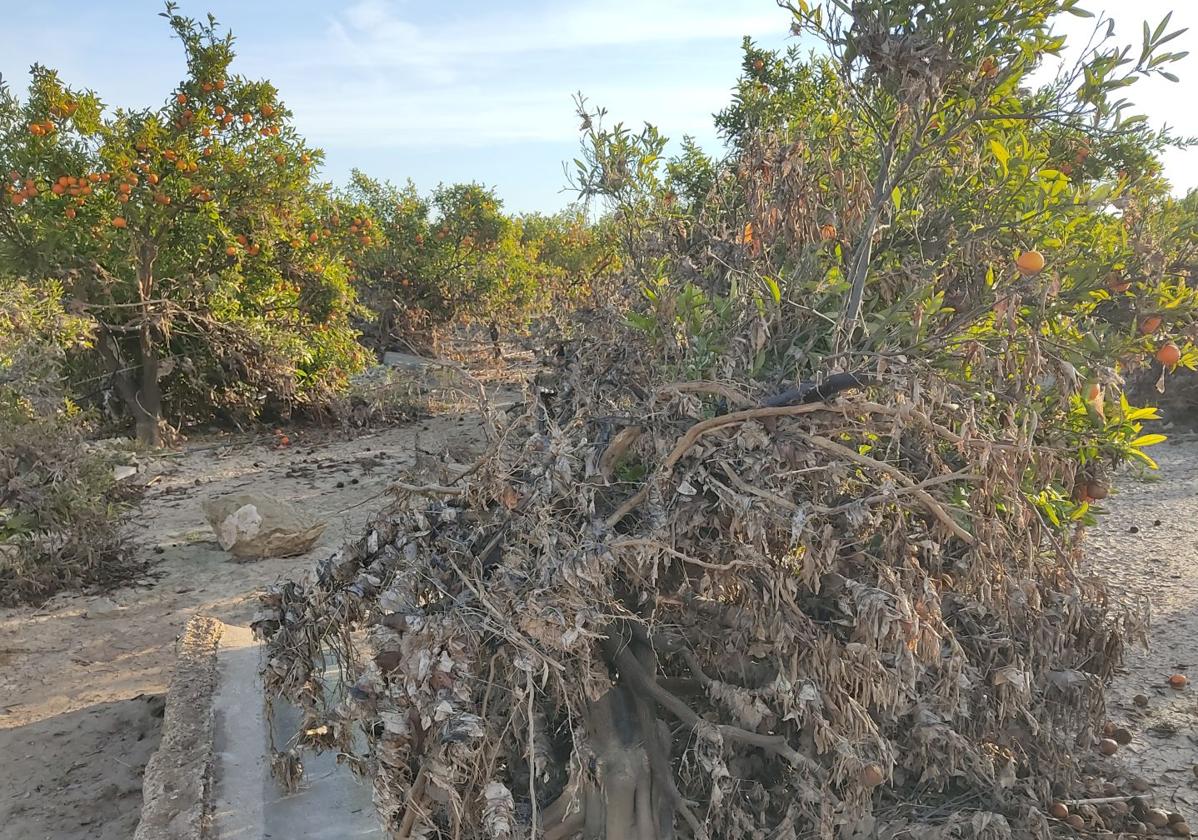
[113,464,139,482]
[201,493,326,560]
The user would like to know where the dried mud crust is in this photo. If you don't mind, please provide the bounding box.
[1087,437,1198,815]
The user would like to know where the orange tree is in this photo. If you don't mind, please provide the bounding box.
[517,208,622,309]
[341,172,538,352]
[577,0,1198,519]
[0,4,365,446]
[257,4,1198,837]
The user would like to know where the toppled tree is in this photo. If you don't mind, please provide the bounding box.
[258,2,1198,838]
[0,4,365,446]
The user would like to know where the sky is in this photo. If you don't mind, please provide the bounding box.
[1,1,1195,213]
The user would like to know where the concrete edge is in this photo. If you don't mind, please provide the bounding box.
[134,615,225,840]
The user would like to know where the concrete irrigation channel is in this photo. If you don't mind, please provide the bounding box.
[133,617,381,840]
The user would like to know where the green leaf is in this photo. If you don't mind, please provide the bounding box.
[1131,433,1167,447]
[1127,447,1159,469]
[761,275,781,305]
[989,139,1009,175]
[891,186,902,211]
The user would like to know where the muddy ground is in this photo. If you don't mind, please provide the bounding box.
[1,407,1196,838]
[0,393,501,840]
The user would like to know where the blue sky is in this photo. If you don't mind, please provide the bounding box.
[1,1,1195,213]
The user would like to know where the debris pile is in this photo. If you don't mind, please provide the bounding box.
[257,311,1141,839]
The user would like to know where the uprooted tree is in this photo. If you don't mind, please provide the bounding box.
[258,2,1198,838]
[0,4,366,446]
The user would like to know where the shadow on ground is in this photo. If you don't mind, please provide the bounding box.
[0,694,164,840]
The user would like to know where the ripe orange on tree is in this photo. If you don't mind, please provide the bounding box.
[1139,314,1163,335]
[1156,343,1181,366]
[1015,250,1045,275]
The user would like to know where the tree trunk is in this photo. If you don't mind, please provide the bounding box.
[133,241,163,448]
[98,242,164,448]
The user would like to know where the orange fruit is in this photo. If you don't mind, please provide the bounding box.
[1139,314,1163,335]
[274,154,285,165]
[225,245,237,256]
[819,223,837,241]
[201,82,214,93]
[241,113,252,124]
[176,93,188,105]
[201,126,211,138]
[118,182,132,194]
[154,193,170,205]
[117,194,129,203]
[214,105,225,117]
[147,173,159,184]
[64,207,76,219]
[248,243,260,255]
[1015,250,1046,275]
[100,172,111,182]
[1156,343,1181,366]
[112,216,127,228]
[87,173,100,183]
[10,193,25,206]
[236,234,248,246]
[308,232,319,243]
[1168,673,1189,689]
[215,79,225,90]
[261,104,275,117]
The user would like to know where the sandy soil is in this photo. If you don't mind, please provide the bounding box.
[0,398,501,840]
[1086,436,1198,815]
[1,394,1195,839]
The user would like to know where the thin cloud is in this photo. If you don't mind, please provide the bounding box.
[323,0,784,77]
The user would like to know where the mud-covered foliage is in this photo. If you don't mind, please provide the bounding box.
[258,2,1198,839]
[0,277,137,605]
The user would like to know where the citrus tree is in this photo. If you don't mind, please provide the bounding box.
[0,4,365,446]
[517,208,622,308]
[258,4,1198,839]
[342,172,540,352]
